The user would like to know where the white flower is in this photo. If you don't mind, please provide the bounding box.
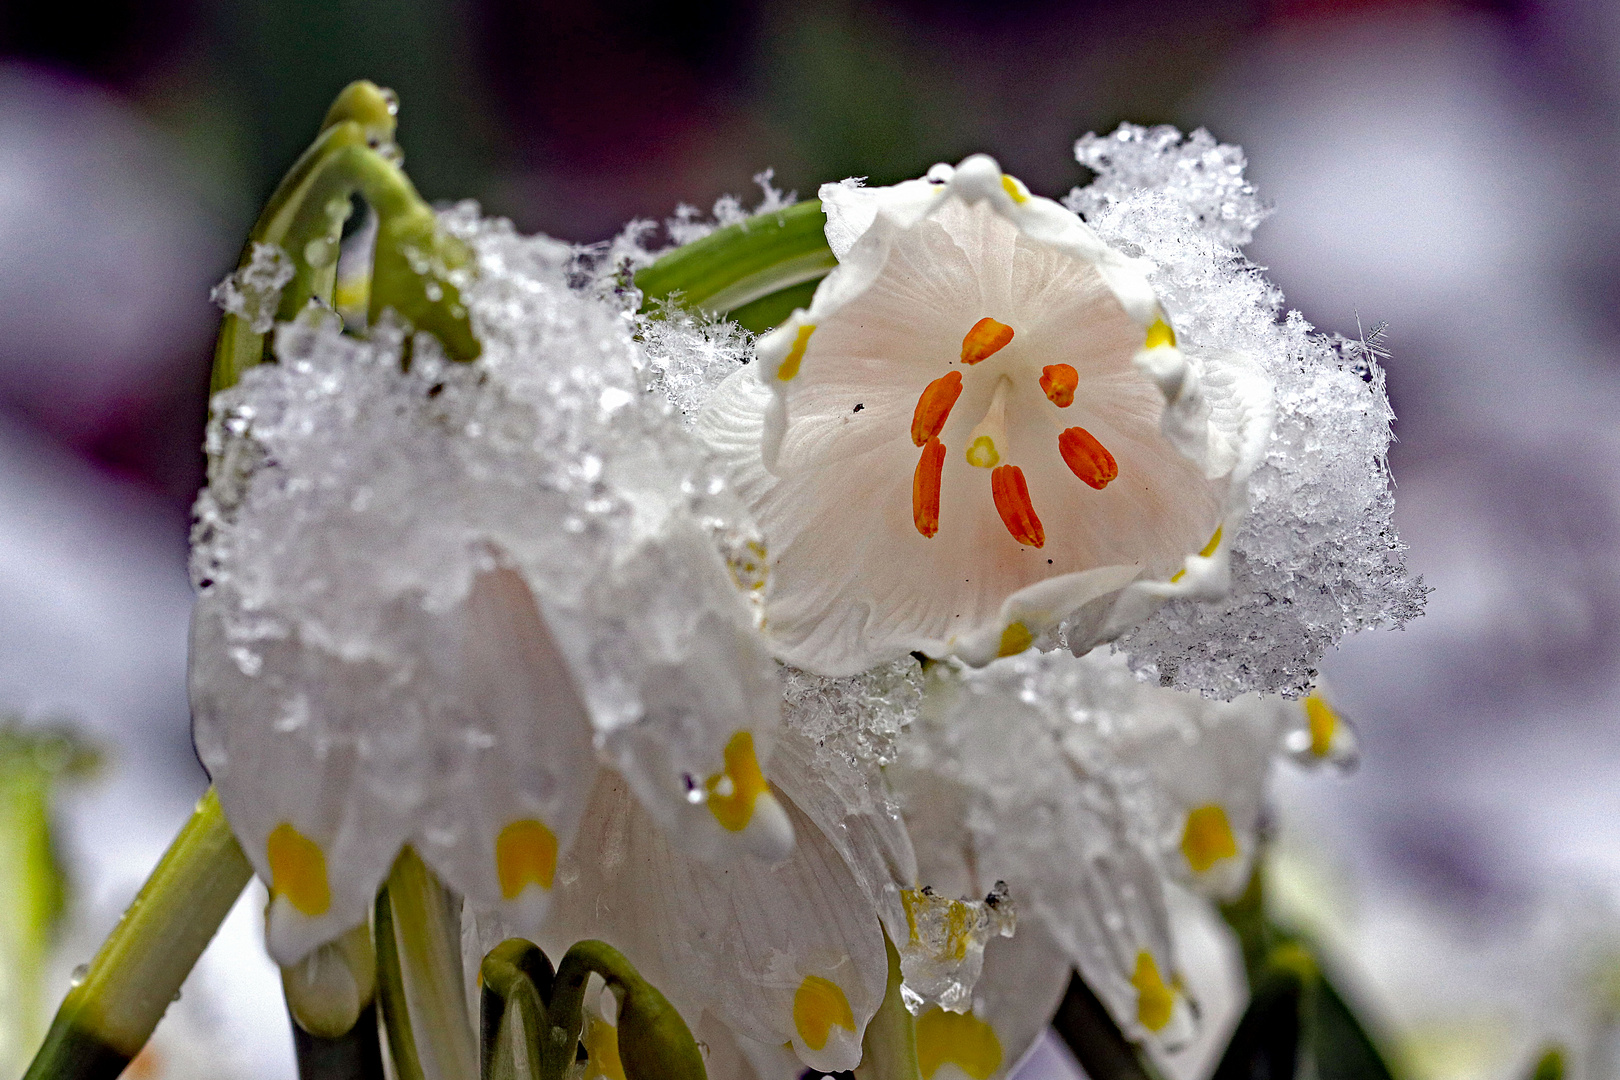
[528,725,909,1076]
[188,217,796,967]
[698,153,1273,677]
[892,649,1357,1065]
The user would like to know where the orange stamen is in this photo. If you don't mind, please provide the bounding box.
[1058,427,1118,489]
[1040,364,1078,408]
[911,371,964,447]
[913,438,946,538]
[990,465,1044,547]
[961,318,1014,365]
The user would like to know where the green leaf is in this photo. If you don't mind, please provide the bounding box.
[635,201,835,316]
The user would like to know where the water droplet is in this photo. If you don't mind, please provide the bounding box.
[69,964,89,986]
[380,88,399,116]
[171,989,183,1003]
[423,282,443,302]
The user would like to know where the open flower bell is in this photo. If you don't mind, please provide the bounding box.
[700,154,1273,676]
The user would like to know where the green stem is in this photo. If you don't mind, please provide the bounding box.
[373,889,425,1080]
[0,738,66,1077]
[211,80,477,396]
[634,200,834,316]
[853,929,921,1080]
[478,940,553,1080]
[23,788,252,1080]
[1050,972,1166,1080]
[382,849,477,1080]
[551,940,705,1080]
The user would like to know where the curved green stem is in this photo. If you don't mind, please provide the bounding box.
[479,940,554,1080]
[211,80,478,396]
[22,788,252,1080]
[550,940,705,1080]
[634,200,834,317]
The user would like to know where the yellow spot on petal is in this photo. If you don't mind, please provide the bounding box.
[998,622,1035,658]
[965,436,1000,469]
[1132,952,1175,1033]
[1000,174,1028,204]
[1145,318,1177,349]
[793,975,855,1051]
[267,822,331,917]
[1305,695,1339,758]
[1170,526,1222,584]
[916,1007,1003,1080]
[583,1016,627,1080]
[706,731,769,832]
[496,819,559,899]
[777,324,815,381]
[1181,804,1239,874]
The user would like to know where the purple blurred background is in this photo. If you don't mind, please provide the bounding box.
[4,0,1618,1076]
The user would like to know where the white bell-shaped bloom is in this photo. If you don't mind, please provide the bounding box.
[698,154,1273,676]
[189,215,794,966]
[894,648,1361,1057]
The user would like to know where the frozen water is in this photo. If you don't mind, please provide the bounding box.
[1067,125,1426,697]
[210,242,295,335]
[189,204,784,958]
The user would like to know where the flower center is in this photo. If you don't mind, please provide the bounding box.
[906,318,1122,545]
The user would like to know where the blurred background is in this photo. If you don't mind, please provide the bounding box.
[4,0,1620,1077]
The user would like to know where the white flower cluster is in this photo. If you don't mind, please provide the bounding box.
[182,119,1419,1080]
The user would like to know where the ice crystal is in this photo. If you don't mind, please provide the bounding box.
[895,881,1015,1014]
[1066,125,1426,696]
[189,206,781,953]
[636,300,755,426]
[210,241,295,334]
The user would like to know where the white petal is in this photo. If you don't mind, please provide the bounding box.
[767,723,918,931]
[571,509,794,864]
[191,592,421,965]
[539,771,889,1074]
[409,561,598,937]
[819,174,951,260]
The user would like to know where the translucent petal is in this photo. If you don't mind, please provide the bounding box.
[538,772,888,1075]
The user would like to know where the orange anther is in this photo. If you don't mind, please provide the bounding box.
[911,370,964,446]
[1058,427,1118,490]
[914,438,946,538]
[961,318,1014,365]
[990,464,1044,547]
[1040,364,1078,408]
